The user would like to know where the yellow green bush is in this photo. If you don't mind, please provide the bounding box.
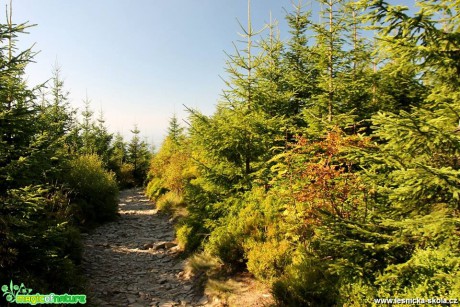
[203,188,286,268]
[156,191,185,212]
[176,224,193,250]
[205,223,246,268]
[272,251,339,307]
[64,154,119,225]
[145,177,168,200]
[118,162,136,188]
[245,239,291,281]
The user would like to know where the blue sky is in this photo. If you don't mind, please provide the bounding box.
[12,0,294,145]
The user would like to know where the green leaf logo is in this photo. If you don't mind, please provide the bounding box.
[5,294,13,302]
[1,280,32,304]
[2,280,17,303]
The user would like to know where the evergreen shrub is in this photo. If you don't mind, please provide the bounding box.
[118,162,136,188]
[64,154,119,225]
[245,239,291,281]
[175,221,205,253]
[156,192,184,212]
[205,223,246,269]
[145,177,168,201]
[272,252,339,307]
[0,186,84,293]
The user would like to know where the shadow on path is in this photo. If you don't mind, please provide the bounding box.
[82,189,206,307]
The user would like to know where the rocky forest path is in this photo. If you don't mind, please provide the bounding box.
[82,189,207,307]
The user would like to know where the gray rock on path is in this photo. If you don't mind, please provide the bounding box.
[82,188,206,306]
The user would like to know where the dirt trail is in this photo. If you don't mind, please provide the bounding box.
[82,189,207,307]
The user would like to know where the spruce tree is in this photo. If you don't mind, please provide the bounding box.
[0,17,38,190]
[254,12,296,149]
[282,0,319,132]
[302,0,350,134]
[127,125,151,185]
[75,98,113,165]
[309,0,460,301]
[187,0,279,193]
[363,0,460,297]
[299,0,373,136]
[167,113,185,146]
[39,63,76,141]
[146,115,190,200]
[128,125,141,176]
[94,109,113,165]
[0,5,82,292]
[79,96,95,155]
[108,133,126,171]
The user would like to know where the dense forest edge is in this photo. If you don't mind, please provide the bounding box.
[0,2,152,296]
[1,0,459,305]
[145,0,460,305]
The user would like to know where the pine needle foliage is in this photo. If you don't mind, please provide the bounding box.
[147,0,460,304]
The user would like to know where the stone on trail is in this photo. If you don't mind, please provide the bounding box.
[158,278,168,284]
[154,241,177,250]
[82,189,202,306]
[197,296,209,305]
[127,296,137,304]
[158,301,176,307]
